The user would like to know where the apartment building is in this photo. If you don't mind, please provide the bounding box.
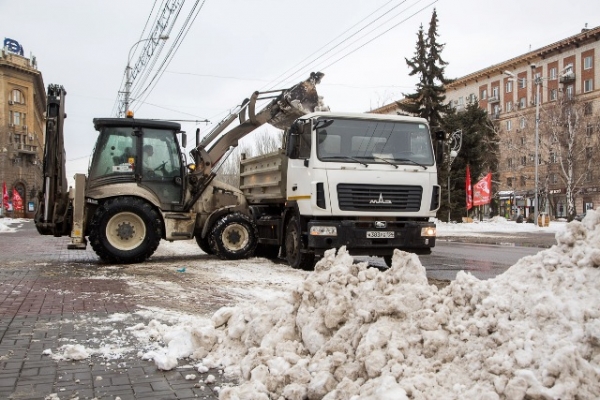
[374,25,600,219]
[0,38,46,218]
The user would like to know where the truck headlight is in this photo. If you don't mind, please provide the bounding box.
[421,227,436,237]
[310,226,338,236]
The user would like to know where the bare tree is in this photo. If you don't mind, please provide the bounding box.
[540,94,600,220]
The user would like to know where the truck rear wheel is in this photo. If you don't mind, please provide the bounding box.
[285,215,314,270]
[89,197,162,264]
[210,213,258,260]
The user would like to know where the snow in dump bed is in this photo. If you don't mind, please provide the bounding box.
[136,211,600,399]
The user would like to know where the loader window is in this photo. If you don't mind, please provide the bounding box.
[89,128,136,180]
[140,128,184,205]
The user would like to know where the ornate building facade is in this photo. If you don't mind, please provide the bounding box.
[0,38,46,218]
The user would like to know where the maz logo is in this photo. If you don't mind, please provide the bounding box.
[369,193,392,204]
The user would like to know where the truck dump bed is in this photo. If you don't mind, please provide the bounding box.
[239,151,287,204]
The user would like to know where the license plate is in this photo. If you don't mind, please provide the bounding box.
[367,231,395,239]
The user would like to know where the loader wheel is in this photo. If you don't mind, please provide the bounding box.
[89,197,162,264]
[195,234,214,255]
[284,215,314,270]
[209,213,258,260]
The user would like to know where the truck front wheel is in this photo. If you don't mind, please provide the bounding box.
[285,215,314,270]
[89,197,162,264]
[210,213,258,260]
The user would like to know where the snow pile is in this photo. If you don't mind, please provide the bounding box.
[136,212,600,399]
[0,218,21,233]
[435,216,566,235]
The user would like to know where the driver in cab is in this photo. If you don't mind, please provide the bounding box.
[143,144,163,177]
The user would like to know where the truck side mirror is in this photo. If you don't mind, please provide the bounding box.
[180,132,187,149]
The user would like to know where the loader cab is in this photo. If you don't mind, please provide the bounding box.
[89,118,186,210]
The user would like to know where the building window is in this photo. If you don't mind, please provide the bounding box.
[458,96,464,106]
[584,102,593,115]
[521,156,527,166]
[566,85,574,99]
[584,79,593,93]
[506,101,513,112]
[481,89,487,100]
[492,87,499,98]
[551,173,558,184]
[11,89,23,104]
[493,104,500,117]
[506,120,512,131]
[520,176,527,186]
[586,147,593,159]
[550,67,557,80]
[506,81,513,93]
[508,158,513,168]
[519,97,526,109]
[519,78,527,89]
[586,170,593,182]
[584,56,593,70]
[550,152,557,163]
[507,177,513,187]
[9,111,26,126]
[520,118,526,129]
[550,89,558,101]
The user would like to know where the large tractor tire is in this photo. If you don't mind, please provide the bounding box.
[195,234,214,255]
[209,212,258,260]
[89,197,162,264]
[284,215,314,270]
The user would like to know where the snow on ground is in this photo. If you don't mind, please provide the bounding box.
[0,217,25,233]
[47,212,599,399]
[435,216,567,237]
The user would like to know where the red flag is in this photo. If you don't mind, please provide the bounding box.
[2,183,9,210]
[466,165,473,210]
[473,173,492,206]
[12,188,23,211]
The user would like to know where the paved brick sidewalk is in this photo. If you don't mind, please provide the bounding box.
[0,220,228,400]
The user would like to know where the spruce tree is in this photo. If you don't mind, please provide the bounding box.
[397,9,448,129]
[441,102,499,221]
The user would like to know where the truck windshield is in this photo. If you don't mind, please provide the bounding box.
[316,118,434,166]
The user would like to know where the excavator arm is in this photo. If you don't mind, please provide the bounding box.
[191,72,323,173]
[184,72,323,211]
[35,85,71,236]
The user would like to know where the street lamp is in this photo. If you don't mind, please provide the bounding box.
[124,35,169,115]
[447,130,463,222]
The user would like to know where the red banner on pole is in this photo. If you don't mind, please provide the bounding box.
[12,188,23,211]
[466,165,473,210]
[2,182,9,210]
[473,173,492,206]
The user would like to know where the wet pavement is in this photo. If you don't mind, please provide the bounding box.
[0,220,228,400]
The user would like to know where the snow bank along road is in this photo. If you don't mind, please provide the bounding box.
[0,215,598,399]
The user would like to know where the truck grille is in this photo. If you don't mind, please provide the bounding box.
[337,184,422,212]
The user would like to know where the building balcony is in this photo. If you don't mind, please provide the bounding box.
[559,72,576,84]
[14,143,37,154]
[488,95,500,104]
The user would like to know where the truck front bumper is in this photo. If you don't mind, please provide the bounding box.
[307,220,436,257]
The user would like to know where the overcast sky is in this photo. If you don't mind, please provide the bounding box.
[1,0,595,178]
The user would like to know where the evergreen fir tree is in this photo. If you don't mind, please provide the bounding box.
[440,102,500,221]
[397,9,448,129]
